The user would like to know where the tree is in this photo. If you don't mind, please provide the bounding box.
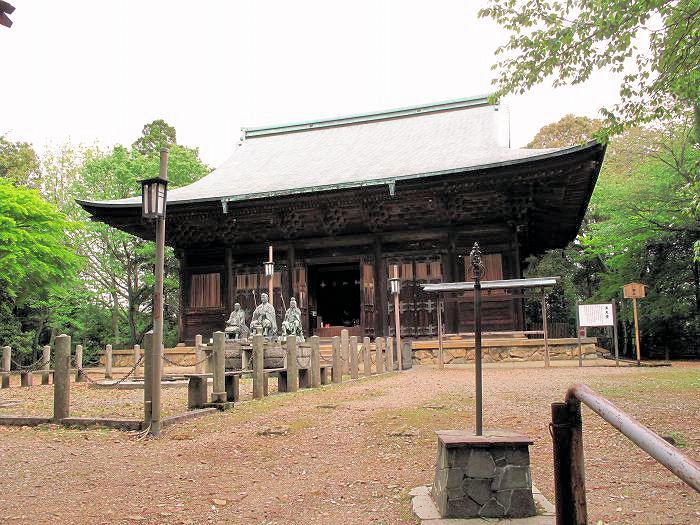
[527,114,603,148]
[132,119,177,156]
[0,135,41,186]
[0,180,81,303]
[479,0,700,139]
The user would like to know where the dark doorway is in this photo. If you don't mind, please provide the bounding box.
[308,263,361,336]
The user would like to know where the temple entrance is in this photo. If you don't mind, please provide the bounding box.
[308,263,361,337]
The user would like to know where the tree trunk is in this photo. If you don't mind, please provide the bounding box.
[111,289,120,345]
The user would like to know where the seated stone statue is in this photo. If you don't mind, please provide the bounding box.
[225,303,249,340]
[250,292,277,340]
[281,297,304,342]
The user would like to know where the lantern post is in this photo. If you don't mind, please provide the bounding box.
[389,265,402,371]
[264,246,274,307]
[140,148,168,436]
[470,242,483,436]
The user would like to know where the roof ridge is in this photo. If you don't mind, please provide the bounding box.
[242,94,495,139]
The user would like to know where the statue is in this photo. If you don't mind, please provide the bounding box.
[281,297,304,342]
[250,292,277,339]
[224,303,249,341]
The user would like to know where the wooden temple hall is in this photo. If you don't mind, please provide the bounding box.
[79,96,606,345]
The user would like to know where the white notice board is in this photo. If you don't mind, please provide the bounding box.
[578,304,614,327]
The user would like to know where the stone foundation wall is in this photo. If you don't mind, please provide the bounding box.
[413,338,602,365]
[100,348,197,367]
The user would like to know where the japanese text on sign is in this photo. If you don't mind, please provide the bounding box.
[578,304,614,327]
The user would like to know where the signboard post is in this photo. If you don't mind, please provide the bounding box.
[623,283,646,366]
[577,302,618,366]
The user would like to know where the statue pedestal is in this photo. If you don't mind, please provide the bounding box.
[431,430,536,519]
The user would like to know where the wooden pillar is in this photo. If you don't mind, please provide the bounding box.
[53,334,70,422]
[287,244,296,302]
[349,335,358,379]
[331,336,342,383]
[363,337,371,377]
[375,337,384,373]
[178,251,187,343]
[143,331,153,425]
[252,334,265,399]
[374,237,387,337]
[310,335,321,388]
[225,247,234,314]
[445,232,459,333]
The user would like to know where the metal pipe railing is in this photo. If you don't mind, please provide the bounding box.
[551,383,700,525]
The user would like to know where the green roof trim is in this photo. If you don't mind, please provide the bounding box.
[243,94,493,138]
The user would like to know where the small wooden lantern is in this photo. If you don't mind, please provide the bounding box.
[140,176,168,219]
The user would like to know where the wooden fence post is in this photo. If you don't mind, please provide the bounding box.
[349,336,358,379]
[375,337,384,374]
[53,334,71,422]
[386,336,394,371]
[310,336,321,388]
[252,334,265,399]
[1,346,9,388]
[363,337,371,377]
[332,336,342,384]
[340,329,349,374]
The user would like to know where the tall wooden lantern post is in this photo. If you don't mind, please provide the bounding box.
[470,242,483,436]
[389,265,402,371]
[264,246,274,307]
[624,282,646,365]
[141,148,168,437]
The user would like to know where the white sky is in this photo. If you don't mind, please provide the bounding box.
[1,0,623,168]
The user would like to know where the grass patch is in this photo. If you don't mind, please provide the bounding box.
[596,367,700,397]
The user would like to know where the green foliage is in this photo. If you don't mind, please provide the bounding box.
[527,114,603,148]
[132,119,177,155]
[479,0,700,136]
[0,135,41,186]
[0,179,82,304]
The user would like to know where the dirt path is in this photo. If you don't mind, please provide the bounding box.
[1,363,698,524]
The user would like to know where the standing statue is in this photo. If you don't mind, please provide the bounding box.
[225,303,249,341]
[250,292,278,339]
[281,297,304,342]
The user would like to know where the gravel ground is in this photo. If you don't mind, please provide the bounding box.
[0,361,698,524]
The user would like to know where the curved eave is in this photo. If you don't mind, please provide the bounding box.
[76,140,605,213]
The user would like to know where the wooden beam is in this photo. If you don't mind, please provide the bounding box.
[374,237,388,337]
[225,247,234,313]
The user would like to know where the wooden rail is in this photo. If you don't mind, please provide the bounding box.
[551,383,700,525]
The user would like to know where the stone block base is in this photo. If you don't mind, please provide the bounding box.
[431,430,536,519]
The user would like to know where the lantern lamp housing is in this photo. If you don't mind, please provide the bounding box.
[140,176,168,219]
[264,260,275,278]
[389,277,401,295]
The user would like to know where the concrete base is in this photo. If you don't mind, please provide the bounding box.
[411,485,554,524]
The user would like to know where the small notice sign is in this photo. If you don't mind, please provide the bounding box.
[623,283,646,299]
[578,303,614,327]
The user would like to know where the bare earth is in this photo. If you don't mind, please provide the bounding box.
[1,361,698,524]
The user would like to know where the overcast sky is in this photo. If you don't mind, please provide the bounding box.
[2,1,623,168]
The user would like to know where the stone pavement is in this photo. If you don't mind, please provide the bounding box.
[410,485,555,525]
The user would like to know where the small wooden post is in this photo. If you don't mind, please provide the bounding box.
[41,345,51,385]
[375,337,384,374]
[340,329,350,374]
[437,296,444,368]
[331,336,342,383]
[310,335,321,388]
[1,345,9,388]
[385,336,394,371]
[133,344,141,378]
[194,334,203,373]
[252,334,265,399]
[74,344,84,382]
[632,297,641,365]
[286,335,299,392]
[53,334,71,422]
[349,335,358,379]
[550,401,588,525]
[211,331,226,403]
[105,344,113,379]
[362,337,371,377]
[143,331,153,425]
